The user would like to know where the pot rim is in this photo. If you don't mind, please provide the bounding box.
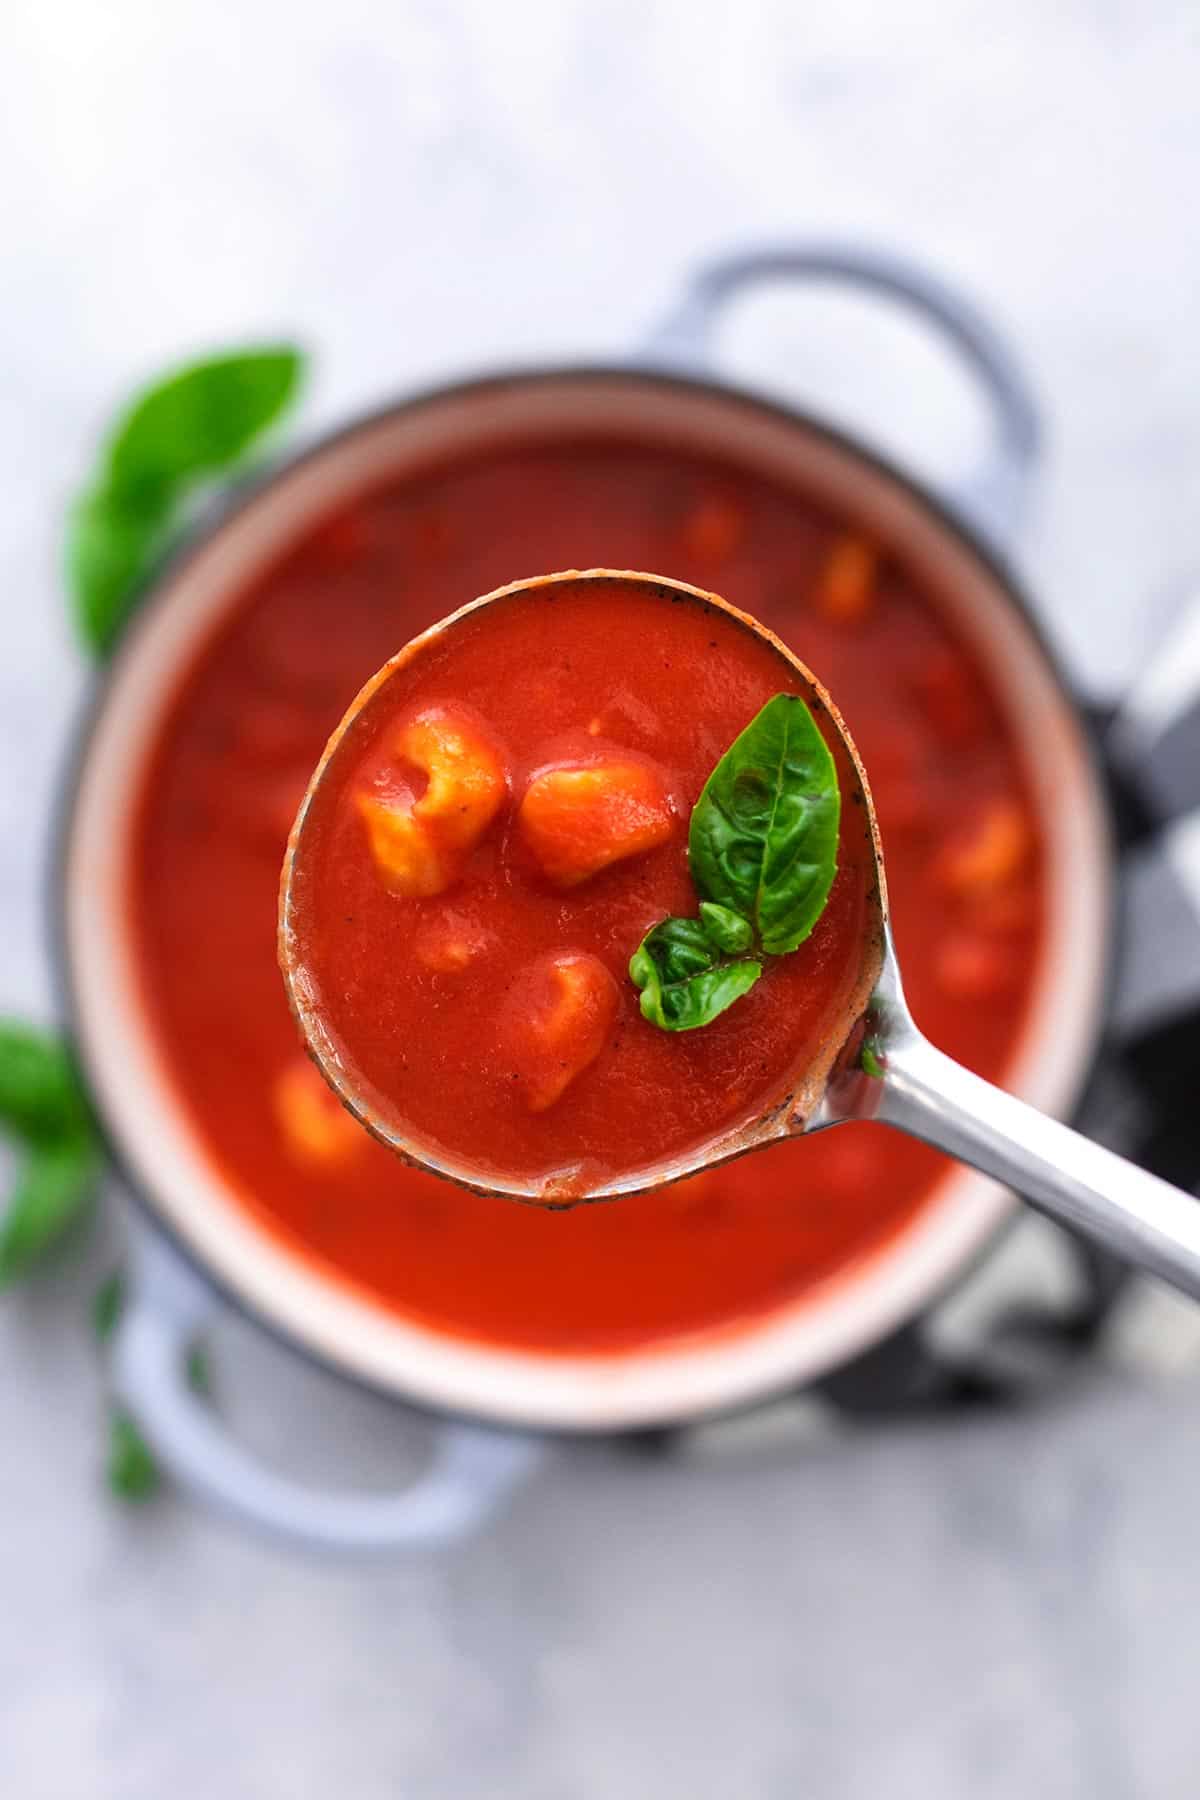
[52,361,1118,1432]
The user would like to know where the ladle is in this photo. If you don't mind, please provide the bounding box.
[280,570,1200,1300]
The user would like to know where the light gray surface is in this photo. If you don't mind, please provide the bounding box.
[4,2,1200,1794]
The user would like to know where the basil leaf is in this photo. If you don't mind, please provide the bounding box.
[92,1269,125,1342]
[93,1266,210,1391]
[689,694,840,956]
[93,1267,211,1500]
[630,918,762,1032]
[698,901,754,955]
[68,345,306,656]
[635,917,717,984]
[106,1409,162,1503]
[104,348,304,500]
[186,1345,212,1398]
[0,1019,92,1142]
[66,486,169,660]
[0,1137,99,1287]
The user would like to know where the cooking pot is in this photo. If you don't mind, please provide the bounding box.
[58,243,1129,1550]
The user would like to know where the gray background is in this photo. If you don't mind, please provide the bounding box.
[4,3,1200,1795]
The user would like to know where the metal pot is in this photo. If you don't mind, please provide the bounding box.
[58,244,1145,1550]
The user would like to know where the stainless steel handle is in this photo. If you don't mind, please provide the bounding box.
[640,241,1041,554]
[875,1019,1200,1300]
[112,1228,543,1553]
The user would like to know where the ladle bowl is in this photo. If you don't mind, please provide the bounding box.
[281,569,1200,1300]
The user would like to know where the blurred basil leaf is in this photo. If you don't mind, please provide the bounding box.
[92,1268,124,1342]
[66,486,168,663]
[93,1267,212,1501]
[106,1409,162,1503]
[0,1137,100,1287]
[185,1344,212,1398]
[0,1020,100,1285]
[0,1019,92,1142]
[105,348,304,499]
[67,345,306,656]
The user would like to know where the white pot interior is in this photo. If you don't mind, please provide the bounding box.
[62,372,1114,1430]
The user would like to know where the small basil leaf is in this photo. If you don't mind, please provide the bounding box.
[689,694,840,956]
[0,1019,92,1142]
[106,1408,162,1503]
[0,1137,99,1287]
[92,1269,210,1501]
[104,347,304,499]
[93,1265,212,1391]
[698,901,754,955]
[92,1269,125,1343]
[634,917,718,984]
[631,919,761,1032]
[186,1345,212,1398]
[104,1367,210,1501]
[638,956,763,1032]
[68,345,307,657]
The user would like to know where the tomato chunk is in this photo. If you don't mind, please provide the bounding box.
[507,952,619,1112]
[518,757,675,887]
[357,706,507,897]
[273,1060,365,1168]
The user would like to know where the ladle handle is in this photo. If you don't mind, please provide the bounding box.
[641,240,1040,553]
[876,1024,1200,1300]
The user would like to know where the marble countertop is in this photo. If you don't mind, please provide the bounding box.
[4,3,1200,1795]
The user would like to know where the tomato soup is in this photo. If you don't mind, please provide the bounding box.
[128,438,1044,1353]
[282,574,878,1198]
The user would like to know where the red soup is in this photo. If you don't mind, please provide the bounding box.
[282,574,879,1198]
[129,439,1045,1353]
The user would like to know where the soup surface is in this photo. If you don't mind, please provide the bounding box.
[283,574,877,1196]
[128,434,1045,1353]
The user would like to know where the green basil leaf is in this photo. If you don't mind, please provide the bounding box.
[106,1408,162,1503]
[635,917,717,984]
[630,918,761,1032]
[66,487,168,658]
[92,1269,125,1343]
[94,1268,213,1388]
[68,345,306,657]
[698,901,754,955]
[104,347,304,500]
[93,1269,210,1501]
[186,1345,212,1399]
[0,1019,92,1142]
[0,1137,99,1287]
[689,694,840,956]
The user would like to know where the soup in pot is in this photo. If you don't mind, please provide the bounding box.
[127,437,1044,1353]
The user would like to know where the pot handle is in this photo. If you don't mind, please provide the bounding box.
[639,242,1041,556]
[1107,582,1200,1038]
[111,1228,544,1554]
[1108,579,1200,823]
